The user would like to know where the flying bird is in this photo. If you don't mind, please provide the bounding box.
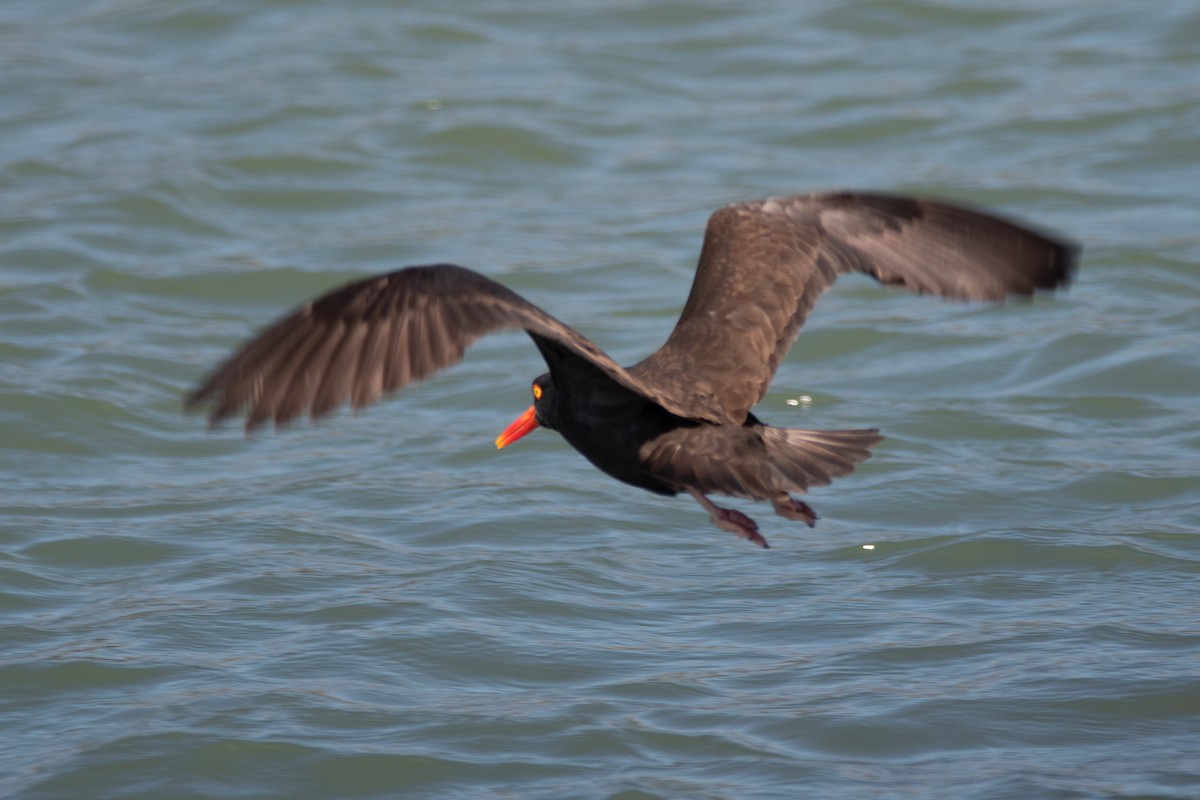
[187,192,1077,548]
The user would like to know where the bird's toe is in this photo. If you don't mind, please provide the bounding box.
[773,496,818,527]
[711,508,770,549]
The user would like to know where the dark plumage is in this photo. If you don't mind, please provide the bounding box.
[188,192,1078,547]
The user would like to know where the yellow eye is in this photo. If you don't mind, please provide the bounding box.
[532,384,542,400]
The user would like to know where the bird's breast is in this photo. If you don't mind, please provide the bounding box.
[552,390,686,497]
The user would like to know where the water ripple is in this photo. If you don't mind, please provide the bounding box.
[3,1,1200,798]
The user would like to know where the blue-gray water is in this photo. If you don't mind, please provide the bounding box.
[3,2,1199,798]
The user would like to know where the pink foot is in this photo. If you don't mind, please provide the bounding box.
[773,496,818,527]
[689,491,770,548]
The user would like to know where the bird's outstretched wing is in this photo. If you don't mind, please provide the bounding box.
[186,264,687,430]
[629,192,1079,424]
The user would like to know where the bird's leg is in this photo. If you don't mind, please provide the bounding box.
[688,490,770,549]
[772,494,818,527]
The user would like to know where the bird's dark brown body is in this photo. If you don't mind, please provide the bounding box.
[188,192,1078,547]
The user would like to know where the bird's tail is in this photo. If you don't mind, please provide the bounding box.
[760,426,883,493]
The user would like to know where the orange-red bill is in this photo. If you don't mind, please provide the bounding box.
[495,405,539,449]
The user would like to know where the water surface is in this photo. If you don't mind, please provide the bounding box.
[2,1,1199,798]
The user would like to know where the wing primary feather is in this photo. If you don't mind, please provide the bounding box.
[349,316,392,410]
[266,318,348,428]
[311,321,368,419]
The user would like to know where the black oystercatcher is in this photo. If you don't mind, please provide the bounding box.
[187,192,1077,547]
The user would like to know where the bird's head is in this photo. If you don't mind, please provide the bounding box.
[495,373,556,448]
